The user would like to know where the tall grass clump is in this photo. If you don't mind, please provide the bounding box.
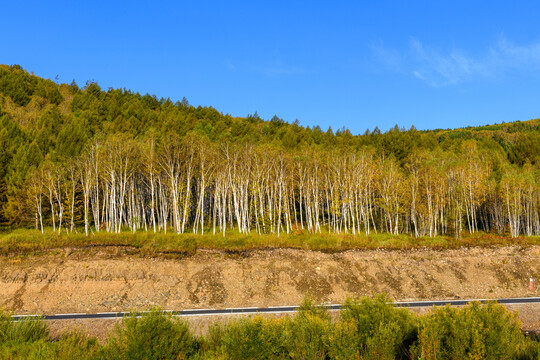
[0,312,48,359]
[0,312,99,360]
[0,312,48,345]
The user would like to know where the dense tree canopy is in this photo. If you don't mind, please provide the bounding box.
[1,64,540,238]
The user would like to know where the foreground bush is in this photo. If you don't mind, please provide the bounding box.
[0,312,48,344]
[412,302,534,360]
[338,294,418,359]
[97,309,199,360]
[208,297,538,360]
[0,312,98,359]
[219,316,287,358]
[1,297,539,359]
[0,312,47,358]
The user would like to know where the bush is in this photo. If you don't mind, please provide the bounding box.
[221,316,287,359]
[327,320,360,360]
[0,312,50,359]
[6,330,99,360]
[516,337,540,360]
[48,330,99,359]
[1,297,538,359]
[220,299,334,359]
[198,322,225,357]
[284,298,333,359]
[339,294,418,359]
[99,309,199,360]
[413,302,527,360]
[0,313,48,343]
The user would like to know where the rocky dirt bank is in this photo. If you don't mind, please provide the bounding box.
[1,246,538,316]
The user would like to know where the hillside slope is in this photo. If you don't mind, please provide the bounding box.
[2,64,540,239]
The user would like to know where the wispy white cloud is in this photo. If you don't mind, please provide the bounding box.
[370,41,402,71]
[260,65,306,76]
[409,38,485,86]
[492,37,540,70]
[224,60,236,71]
[374,36,540,87]
[257,59,307,77]
[226,59,307,77]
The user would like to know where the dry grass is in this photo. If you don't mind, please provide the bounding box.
[0,227,538,258]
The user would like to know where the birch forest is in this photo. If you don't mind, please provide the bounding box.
[2,64,540,238]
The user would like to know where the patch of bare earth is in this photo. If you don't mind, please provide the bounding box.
[1,245,539,337]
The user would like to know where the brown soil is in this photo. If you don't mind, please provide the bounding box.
[1,245,539,336]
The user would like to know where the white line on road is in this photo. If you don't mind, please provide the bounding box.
[11,297,540,321]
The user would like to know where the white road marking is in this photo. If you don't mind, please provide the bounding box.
[11,297,540,321]
[55,313,86,316]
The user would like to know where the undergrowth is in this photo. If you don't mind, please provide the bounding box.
[0,296,538,359]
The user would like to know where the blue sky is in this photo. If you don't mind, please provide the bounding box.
[3,1,540,134]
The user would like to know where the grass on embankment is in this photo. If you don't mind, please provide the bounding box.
[0,227,539,257]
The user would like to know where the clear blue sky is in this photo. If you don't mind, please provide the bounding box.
[3,1,540,134]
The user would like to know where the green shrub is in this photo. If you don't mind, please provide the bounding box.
[221,316,287,359]
[284,298,333,359]
[327,320,360,360]
[339,294,418,359]
[1,297,538,359]
[99,309,199,360]
[2,330,99,360]
[413,302,526,360]
[220,300,334,360]
[516,336,540,360]
[199,322,225,357]
[48,330,99,360]
[0,313,51,359]
[0,313,48,344]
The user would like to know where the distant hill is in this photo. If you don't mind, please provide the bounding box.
[1,63,539,163]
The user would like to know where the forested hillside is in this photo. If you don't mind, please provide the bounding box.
[1,64,540,238]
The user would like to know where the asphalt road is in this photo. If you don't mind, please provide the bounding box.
[11,296,540,321]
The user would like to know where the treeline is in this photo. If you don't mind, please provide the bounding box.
[2,296,539,359]
[2,64,540,237]
[18,135,540,238]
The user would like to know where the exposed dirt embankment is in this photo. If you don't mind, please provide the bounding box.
[0,246,538,316]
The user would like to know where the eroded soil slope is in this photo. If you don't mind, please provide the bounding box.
[1,246,539,315]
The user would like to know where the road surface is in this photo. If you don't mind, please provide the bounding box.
[11,296,540,321]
